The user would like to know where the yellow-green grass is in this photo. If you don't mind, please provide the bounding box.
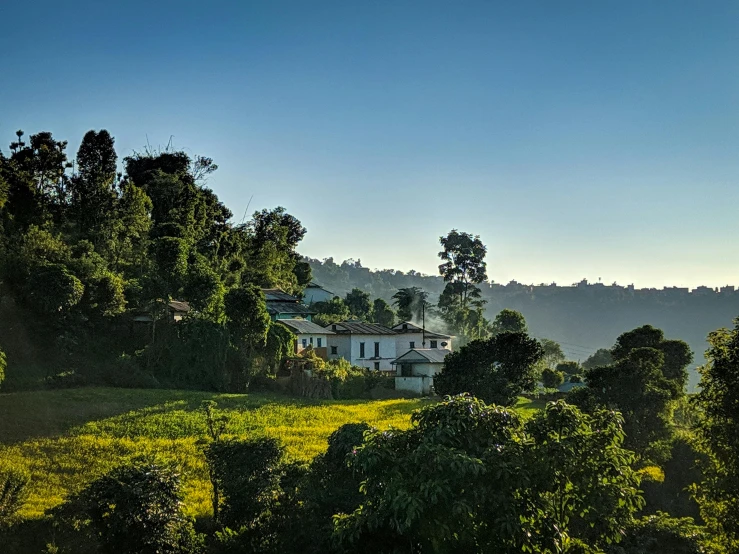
[0,388,426,520]
[514,396,549,419]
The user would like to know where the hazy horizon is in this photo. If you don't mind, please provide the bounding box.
[2,0,737,290]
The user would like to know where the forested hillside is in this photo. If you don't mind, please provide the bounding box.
[308,257,739,387]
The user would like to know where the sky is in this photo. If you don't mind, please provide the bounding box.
[1,0,738,288]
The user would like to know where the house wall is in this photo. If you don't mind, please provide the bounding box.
[411,361,444,378]
[394,333,452,356]
[395,375,434,395]
[326,334,397,371]
[295,333,331,354]
[304,288,334,304]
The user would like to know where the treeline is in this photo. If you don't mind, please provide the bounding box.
[307,257,739,386]
[0,129,311,391]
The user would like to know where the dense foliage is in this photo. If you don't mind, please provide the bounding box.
[0,129,310,391]
[434,330,544,405]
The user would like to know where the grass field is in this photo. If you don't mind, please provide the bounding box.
[0,388,546,521]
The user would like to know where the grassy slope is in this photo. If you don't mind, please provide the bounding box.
[0,388,546,521]
[0,388,426,519]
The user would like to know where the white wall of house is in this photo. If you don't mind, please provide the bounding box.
[326,334,397,371]
[394,333,451,357]
[303,287,334,304]
[295,333,331,353]
[409,361,443,378]
[395,375,434,395]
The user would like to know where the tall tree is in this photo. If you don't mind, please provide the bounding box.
[392,286,428,322]
[490,308,527,336]
[438,229,488,307]
[693,321,739,549]
[68,130,118,241]
[371,298,395,327]
[344,288,372,320]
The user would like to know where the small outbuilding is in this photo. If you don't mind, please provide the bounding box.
[277,318,335,359]
[391,348,449,395]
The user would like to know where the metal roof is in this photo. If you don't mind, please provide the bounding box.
[306,282,334,293]
[327,321,397,335]
[263,289,300,302]
[266,302,316,316]
[168,300,191,313]
[391,348,450,365]
[277,319,335,335]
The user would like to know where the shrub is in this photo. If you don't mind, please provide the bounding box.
[542,367,565,388]
[58,458,203,554]
[0,467,30,527]
[102,355,160,389]
[606,513,708,554]
[204,437,284,527]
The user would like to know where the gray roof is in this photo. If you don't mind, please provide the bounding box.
[266,302,316,316]
[327,321,397,335]
[392,348,450,364]
[263,289,300,302]
[306,282,334,293]
[277,319,335,335]
[391,321,451,339]
[168,300,191,313]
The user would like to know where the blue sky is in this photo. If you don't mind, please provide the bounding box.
[1,1,737,288]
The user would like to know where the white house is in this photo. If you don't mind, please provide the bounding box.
[325,321,398,371]
[391,321,453,354]
[303,282,335,304]
[392,348,449,395]
[277,319,335,360]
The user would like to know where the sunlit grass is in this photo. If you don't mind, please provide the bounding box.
[0,388,546,521]
[0,388,425,519]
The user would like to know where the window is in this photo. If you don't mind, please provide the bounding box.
[374,342,380,358]
[409,341,415,349]
[330,346,338,355]
[401,364,412,377]
[359,342,365,358]
[317,338,322,347]
[302,339,308,348]
[309,336,313,345]
[430,340,438,348]
[374,362,380,370]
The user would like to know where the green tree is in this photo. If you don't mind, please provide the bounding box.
[582,348,613,370]
[611,325,693,398]
[59,459,202,554]
[312,296,351,327]
[336,395,643,553]
[573,348,674,458]
[68,129,118,242]
[345,288,372,320]
[224,284,271,390]
[437,229,488,304]
[693,321,739,549]
[392,286,429,322]
[556,360,583,376]
[539,338,565,369]
[434,331,544,406]
[490,308,527,335]
[371,298,395,327]
[541,367,565,389]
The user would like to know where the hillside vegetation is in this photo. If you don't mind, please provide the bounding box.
[0,388,427,519]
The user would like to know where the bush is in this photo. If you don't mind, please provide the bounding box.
[606,513,708,554]
[101,355,160,389]
[0,467,29,528]
[556,360,583,376]
[569,374,583,383]
[541,367,565,388]
[57,458,203,554]
[204,437,284,527]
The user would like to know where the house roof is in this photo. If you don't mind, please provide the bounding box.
[391,321,451,339]
[167,300,191,313]
[266,302,316,316]
[306,282,334,293]
[277,319,335,335]
[263,288,301,302]
[327,321,397,335]
[391,348,450,365]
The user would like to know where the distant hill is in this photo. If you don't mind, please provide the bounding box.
[307,257,739,390]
